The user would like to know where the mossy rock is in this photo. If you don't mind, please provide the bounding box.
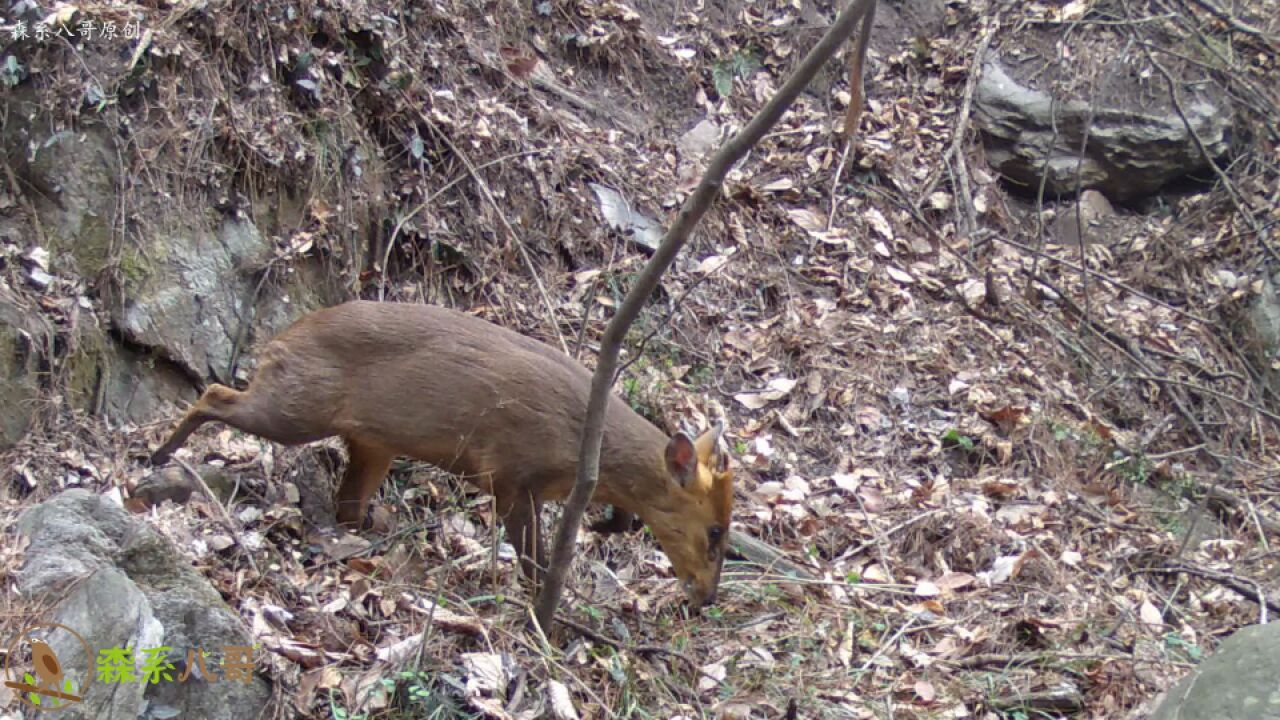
[24,129,119,280]
[0,291,50,449]
[1151,622,1280,720]
[63,318,194,426]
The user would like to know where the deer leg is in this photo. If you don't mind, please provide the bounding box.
[335,439,395,529]
[590,506,644,534]
[498,489,544,588]
[151,384,244,465]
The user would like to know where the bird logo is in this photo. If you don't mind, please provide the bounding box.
[3,623,90,710]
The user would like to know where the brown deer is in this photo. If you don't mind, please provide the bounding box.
[150,301,733,607]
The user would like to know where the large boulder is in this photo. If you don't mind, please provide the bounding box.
[114,213,310,383]
[1150,622,1280,720]
[975,58,1230,202]
[2,94,327,406]
[12,489,273,720]
[62,314,197,427]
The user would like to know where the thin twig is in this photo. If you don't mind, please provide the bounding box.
[1130,374,1280,426]
[1134,562,1280,615]
[995,235,1213,326]
[915,18,995,220]
[1134,31,1279,263]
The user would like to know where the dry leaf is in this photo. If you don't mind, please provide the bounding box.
[1139,600,1164,627]
[864,207,893,241]
[375,634,422,664]
[547,680,579,720]
[863,564,890,583]
[855,406,883,429]
[915,679,936,703]
[980,554,1021,586]
[414,600,486,636]
[697,253,731,275]
[499,46,539,78]
[959,278,986,304]
[837,618,855,666]
[885,266,915,284]
[698,660,727,692]
[462,652,510,696]
[733,377,797,409]
[915,580,941,597]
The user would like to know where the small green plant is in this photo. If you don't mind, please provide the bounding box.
[622,375,641,405]
[398,670,434,703]
[941,428,975,451]
[1164,632,1203,662]
[329,688,368,720]
[382,670,478,719]
[684,364,714,389]
[1156,513,1185,536]
[1112,450,1152,486]
[1047,420,1073,442]
[711,49,762,97]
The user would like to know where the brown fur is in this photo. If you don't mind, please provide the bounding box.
[150,301,734,606]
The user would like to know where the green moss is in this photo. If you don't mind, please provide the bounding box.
[44,211,115,279]
[115,245,155,293]
[0,324,37,447]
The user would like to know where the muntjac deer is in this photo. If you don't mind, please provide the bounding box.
[150,301,733,607]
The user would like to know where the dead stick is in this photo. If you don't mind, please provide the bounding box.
[728,530,818,581]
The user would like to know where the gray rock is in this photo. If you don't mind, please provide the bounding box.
[975,59,1230,202]
[1245,269,1280,398]
[115,213,327,385]
[14,489,273,720]
[63,315,197,427]
[20,129,117,280]
[1050,190,1117,246]
[117,217,271,383]
[43,567,161,720]
[1151,622,1280,720]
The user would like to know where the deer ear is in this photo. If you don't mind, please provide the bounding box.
[694,421,725,464]
[665,432,698,488]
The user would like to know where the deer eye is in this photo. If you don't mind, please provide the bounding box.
[707,525,723,546]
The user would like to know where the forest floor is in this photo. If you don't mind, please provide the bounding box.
[2,0,1280,717]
